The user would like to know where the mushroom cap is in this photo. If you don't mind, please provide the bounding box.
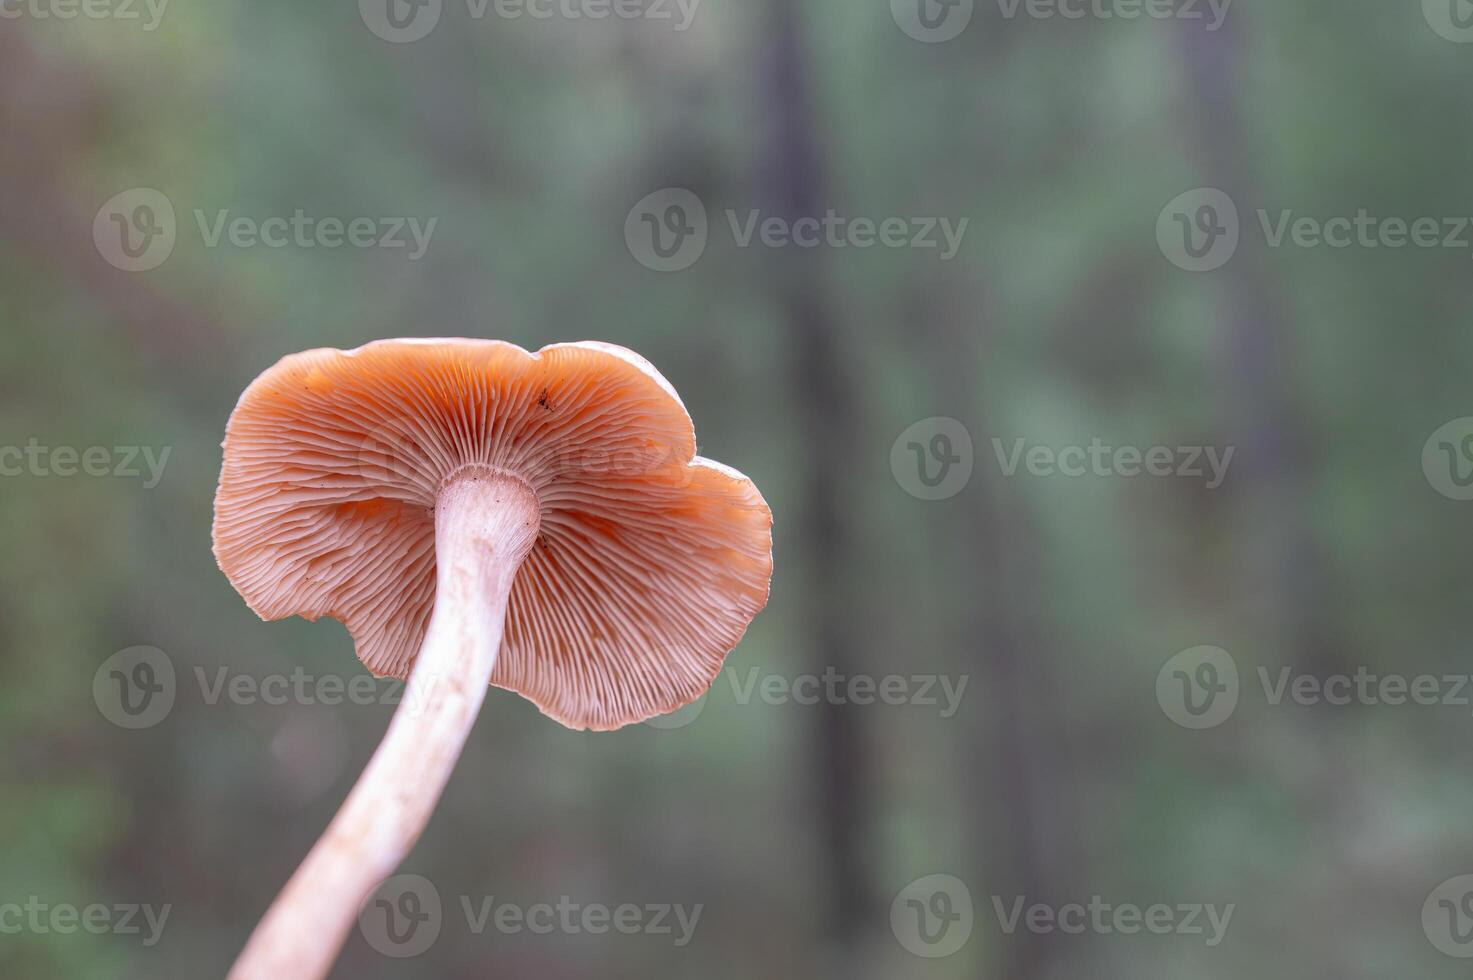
[212,339,772,731]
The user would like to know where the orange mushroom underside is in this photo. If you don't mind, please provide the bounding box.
[213,339,772,730]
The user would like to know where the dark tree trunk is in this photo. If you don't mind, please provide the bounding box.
[759,0,875,953]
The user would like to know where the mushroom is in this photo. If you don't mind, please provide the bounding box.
[212,339,772,979]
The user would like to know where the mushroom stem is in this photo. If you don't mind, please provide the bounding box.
[228,472,540,980]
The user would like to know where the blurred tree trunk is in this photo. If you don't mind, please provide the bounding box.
[1175,21,1352,979]
[759,0,876,955]
[914,278,1073,980]
[1174,15,1342,675]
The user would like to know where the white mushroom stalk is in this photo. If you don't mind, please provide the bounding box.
[228,472,540,980]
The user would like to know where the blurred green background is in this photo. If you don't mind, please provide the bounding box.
[6,0,1473,976]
